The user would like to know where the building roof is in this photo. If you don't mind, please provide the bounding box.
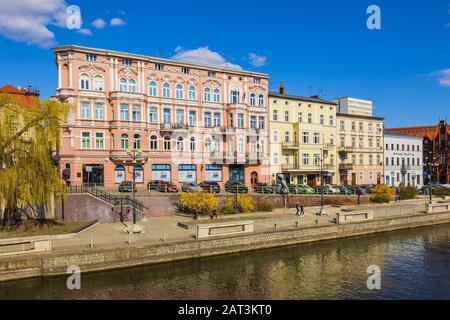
[0,85,40,107]
[336,112,384,121]
[383,130,423,140]
[53,45,269,78]
[269,92,337,105]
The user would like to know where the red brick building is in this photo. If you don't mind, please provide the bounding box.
[386,120,450,184]
[0,85,40,107]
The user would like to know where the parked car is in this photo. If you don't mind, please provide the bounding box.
[118,181,136,193]
[157,181,178,193]
[346,186,367,195]
[333,185,353,195]
[254,183,274,194]
[181,182,202,193]
[288,184,301,194]
[315,185,339,194]
[225,181,249,193]
[199,181,221,193]
[297,184,316,194]
[147,180,162,191]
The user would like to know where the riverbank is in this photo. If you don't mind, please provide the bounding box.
[1,205,450,282]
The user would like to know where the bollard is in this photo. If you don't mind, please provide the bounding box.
[163,230,167,242]
[88,233,94,248]
[274,220,277,230]
[296,216,300,229]
[128,230,133,245]
[315,217,319,227]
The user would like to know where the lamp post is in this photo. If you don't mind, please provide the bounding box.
[127,148,143,231]
[425,151,437,204]
[318,152,328,216]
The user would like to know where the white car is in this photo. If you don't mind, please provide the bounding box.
[323,185,340,194]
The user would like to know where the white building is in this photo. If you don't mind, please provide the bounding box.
[384,131,423,188]
[333,97,373,117]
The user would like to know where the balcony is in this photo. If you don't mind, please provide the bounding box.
[281,141,300,149]
[159,123,189,132]
[323,143,335,150]
[339,163,354,171]
[281,164,335,172]
[338,146,354,152]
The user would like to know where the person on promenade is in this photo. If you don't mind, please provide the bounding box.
[300,205,305,216]
[296,203,300,216]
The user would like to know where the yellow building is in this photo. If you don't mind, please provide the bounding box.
[269,84,338,185]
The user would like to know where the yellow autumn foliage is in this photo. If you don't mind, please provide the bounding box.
[179,191,218,216]
[227,194,255,213]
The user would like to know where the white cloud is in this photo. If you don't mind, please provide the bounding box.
[432,69,450,87]
[92,18,106,29]
[248,53,267,67]
[77,28,92,36]
[171,47,242,70]
[0,0,69,48]
[110,18,126,26]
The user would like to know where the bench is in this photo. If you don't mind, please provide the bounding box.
[336,211,373,224]
[0,236,52,256]
[426,203,450,214]
[196,220,254,239]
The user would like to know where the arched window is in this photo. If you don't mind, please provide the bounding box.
[203,87,211,102]
[188,85,196,100]
[121,134,129,150]
[133,134,141,150]
[259,140,265,154]
[214,137,221,152]
[258,94,264,107]
[238,138,244,153]
[119,78,127,92]
[249,93,256,106]
[175,84,183,99]
[93,75,103,91]
[213,89,220,103]
[162,83,171,98]
[177,136,184,151]
[231,90,240,104]
[190,137,196,152]
[80,74,89,90]
[205,138,212,152]
[149,81,157,96]
[163,136,171,151]
[128,79,136,93]
[250,140,257,153]
[150,135,158,151]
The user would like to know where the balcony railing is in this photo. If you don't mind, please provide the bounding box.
[159,123,190,131]
[281,141,300,149]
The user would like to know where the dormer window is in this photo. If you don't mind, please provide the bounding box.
[253,77,261,84]
[155,63,164,71]
[181,67,190,74]
[123,58,132,66]
[86,54,97,62]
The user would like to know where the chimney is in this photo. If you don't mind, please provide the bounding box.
[279,81,285,95]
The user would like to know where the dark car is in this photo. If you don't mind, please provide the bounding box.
[147,180,162,191]
[288,184,301,194]
[181,182,202,192]
[118,181,136,193]
[254,183,274,194]
[346,186,367,195]
[199,181,221,193]
[225,181,249,193]
[157,181,178,193]
[271,183,287,194]
[334,185,352,195]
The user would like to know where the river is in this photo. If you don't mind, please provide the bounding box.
[1,224,449,300]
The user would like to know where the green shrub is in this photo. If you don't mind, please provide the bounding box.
[256,202,273,212]
[400,186,418,200]
[370,184,396,203]
[219,206,236,215]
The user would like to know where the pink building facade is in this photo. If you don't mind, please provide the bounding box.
[53,45,270,189]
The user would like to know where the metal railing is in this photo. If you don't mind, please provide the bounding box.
[68,185,146,212]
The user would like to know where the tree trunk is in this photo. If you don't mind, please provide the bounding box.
[2,207,17,227]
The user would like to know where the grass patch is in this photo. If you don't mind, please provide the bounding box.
[0,220,96,239]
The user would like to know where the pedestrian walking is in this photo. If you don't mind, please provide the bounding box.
[296,203,300,216]
[300,205,305,216]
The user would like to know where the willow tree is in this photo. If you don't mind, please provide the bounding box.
[0,94,69,226]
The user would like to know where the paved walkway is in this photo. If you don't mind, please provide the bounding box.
[51,198,430,253]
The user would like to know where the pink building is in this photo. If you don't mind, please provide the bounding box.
[53,45,269,189]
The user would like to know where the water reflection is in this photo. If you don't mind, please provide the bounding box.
[1,225,449,300]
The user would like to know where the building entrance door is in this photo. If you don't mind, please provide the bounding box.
[83,164,104,186]
[351,172,357,185]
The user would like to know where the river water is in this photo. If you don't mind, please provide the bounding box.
[1,224,450,300]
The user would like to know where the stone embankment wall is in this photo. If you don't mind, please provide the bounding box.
[1,211,449,282]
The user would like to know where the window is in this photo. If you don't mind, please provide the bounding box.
[133,134,141,149]
[189,111,196,126]
[86,54,97,62]
[340,121,345,131]
[231,90,239,104]
[162,83,171,98]
[285,111,289,122]
[368,123,373,132]
[190,137,196,151]
[314,133,320,144]
[237,113,244,128]
[155,63,164,71]
[213,113,221,127]
[95,132,104,149]
[238,138,244,153]
[213,89,220,103]
[351,122,356,131]
[320,115,324,125]
[149,108,157,124]
[93,76,103,91]
[81,132,90,149]
[163,136,171,151]
[120,104,129,121]
[177,136,184,151]
[254,77,261,84]
[181,67,190,74]
[273,130,279,143]
[259,140,265,154]
[80,74,89,90]
[188,86,196,100]
[214,138,221,152]
[329,115,334,126]
[302,132,309,144]
[81,102,90,119]
[176,109,184,124]
[95,104,104,120]
[176,84,183,99]
[250,116,257,129]
[128,79,136,93]
[203,88,211,102]
[330,134,334,145]
[298,112,303,123]
[273,110,278,121]
[149,81,157,96]
[120,78,127,92]
[204,112,211,127]
[250,140,257,153]
[121,134,129,150]
[132,105,141,122]
[308,113,312,123]
[258,94,264,107]
[352,136,356,148]
[249,93,256,106]
[208,71,215,78]
[302,154,309,165]
[123,58,132,66]
[163,109,171,124]
[359,122,363,132]
[285,131,290,142]
[150,135,158,151]
[359,154,364,165]
[258,117,265,129]
[205,138,212,152]
[273,152,279,165]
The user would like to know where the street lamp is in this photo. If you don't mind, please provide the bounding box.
[126,148,144,232]
[425,151,438,204]
[317,152,328,216]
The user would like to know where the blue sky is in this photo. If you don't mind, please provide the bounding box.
[0,0,449,127]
